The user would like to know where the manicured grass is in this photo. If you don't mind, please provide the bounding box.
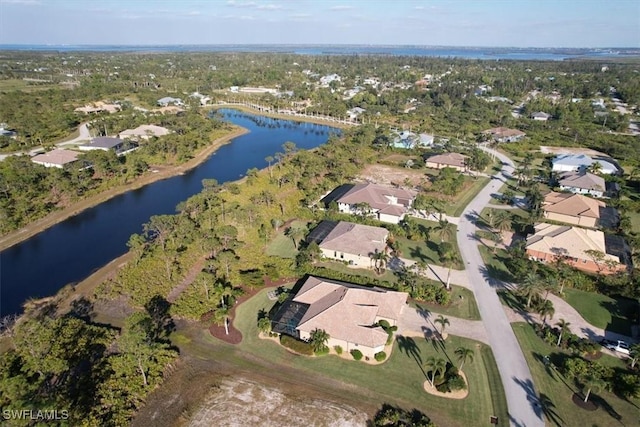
[265,229,299,258]
[398,218,464,268]
[413,285,481,321]
[221,288,509,427]
[478,246,515,282]
[512,322,640,427]
[315,261,398,283]
[628,210,640,234]
[563,288,637,336]
[450,177,491,217]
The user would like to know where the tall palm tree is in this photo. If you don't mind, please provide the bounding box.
[555,318,571,347]
[537,300,555,324]
[309,328,330,353]
[581,372,605,403]
[439,243,459,290]
[519,272,543,308]
[629,343,640,369]
[424,356,447,387]
[435,219,455,243]
[285,225,306,250]
[434,314,450,338]
[213,307,230,335]
[494,210,513,233]
[455,346,475,371]
[257,317,272,334]
[371,250,390,274]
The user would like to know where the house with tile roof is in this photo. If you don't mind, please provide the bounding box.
[482,127,526,143]
[272,276,408,358]
[31,149,81,169]
[321,183,416,224]
[424,152,468,172]
[119,124,170,140]
[525,223,625,274]
[557,171,606,198]
[531,111,552,121]
[307,221,388,267]
[542,192,614,228]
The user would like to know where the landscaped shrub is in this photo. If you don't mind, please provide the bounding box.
[378,319,391,329]
[374,351,386,362]
[280,335,314,355]
[334,345,343,355]
[315,346,330,356]
[350,349,363,360]
[447,374,467,391]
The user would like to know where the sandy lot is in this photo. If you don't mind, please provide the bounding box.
[359,164,426,187]
[187,378,367,427]
[539,146,612,159]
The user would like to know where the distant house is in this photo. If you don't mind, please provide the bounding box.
[424,152,468,172]
[347,107,366,121]
[271,276,408,358]
[119,124,170,140]
[531,111,552,121]
[157,97,184,107]
[0,125,17,138]
[525,223,625,275]
[74,101,121,114]
[319,74,341,86]
[482,127,526,143]
[552,154,618,175]
[307,220,388,267]
[542,192,616,229]
[31,149,80,169]
[321,183,416,224]
[79,137,138,155]
[391,131,434,149]
[189,92,211,105]
[557,171,606,198]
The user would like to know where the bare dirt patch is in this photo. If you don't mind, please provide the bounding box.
[186,378,368,427]
[359,164,425,187]
[539,146,612,159]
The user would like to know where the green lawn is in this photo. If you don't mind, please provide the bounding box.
[628,210,640,234]
[398,218,464,269]
[563,288,637,336]
[315,260,398,283]
[512,322,640,427]
[478,246,515,282]
[413,285,481,321]
[449,177,491,217]
[265,220,307,258]
[216,288,509,427]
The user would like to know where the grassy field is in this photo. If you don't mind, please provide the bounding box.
[563,288,637,336]
[413,285,481,321]
[512,322,640,427]
[478,246,515,283]
[315,260,398,283]
[205,287,509,427]
[449,177,491,217]
[265,221,308,258]
[398,217,464,268]
[628,210,640,234]
[0,78,59,92]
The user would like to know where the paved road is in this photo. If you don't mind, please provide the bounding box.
[458,147,545,427]
[0,122,90,161]
[398,306,490,344]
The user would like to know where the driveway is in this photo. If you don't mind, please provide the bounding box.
[457,146,545,427]
[398,305,490,344]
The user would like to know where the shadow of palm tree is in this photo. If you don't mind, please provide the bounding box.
[397,335,425,378]
[591,394,624,424]
[512,376,544,421]
[538,393,564,427]
[408,245,429,263]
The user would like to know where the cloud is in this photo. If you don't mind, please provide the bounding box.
[257,4,283,10]
[0,0,41,4]
[329,5,354,11]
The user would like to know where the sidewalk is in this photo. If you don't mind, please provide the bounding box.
[398,305,490,345]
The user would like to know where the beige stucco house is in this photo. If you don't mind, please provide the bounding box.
[308,221,388,267]
[424,152,468,172]
[31,149,80,169]
[557,171,606,198]
[273,276,408,358]
[542,192,607,228]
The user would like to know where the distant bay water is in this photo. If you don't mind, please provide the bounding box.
[0,44,636,60]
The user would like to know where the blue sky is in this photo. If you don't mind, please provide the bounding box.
[0,0,638,47]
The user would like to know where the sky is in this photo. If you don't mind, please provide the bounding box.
[0,0,638,48]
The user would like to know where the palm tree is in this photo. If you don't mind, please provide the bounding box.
[213,307,230,335]
[454,346,475,371]
[257,317,272,334]
[434,314,450,338]
[555,318,571,347]
[581,372,605,403]
[424,356,447,387]
[285,225,306,250]
[629,343,640,369]
[439,243,459,290]
[494,210,512,233]
[371,250,390,274]
[435,219,455,243]
[537,300,555,324]
[309,328,330,353]
[519,272,543,308]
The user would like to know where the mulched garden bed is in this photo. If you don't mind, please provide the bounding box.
[571,393,598,411]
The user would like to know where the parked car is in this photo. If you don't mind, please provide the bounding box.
[604,340,630,355]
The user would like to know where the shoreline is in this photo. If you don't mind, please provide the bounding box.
[0,126,248,252]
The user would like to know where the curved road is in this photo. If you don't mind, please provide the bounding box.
[0,122,90,161]
[458,147,544,427]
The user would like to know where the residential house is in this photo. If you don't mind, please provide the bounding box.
[272,276,408,358]
[31,149,81,169]
[347,107,366,121]
[482,127,526,143]
[557,171,606,198]
[321,183,416,224]
[531,111,552,121]
[157,97,184,107]
[79,137,138,155]
[74,101,121,114]
[307,220,388,267]
[119,124,170,140]
[424,152,468,172]
[320,74,341,86]
[391,130,434,149]
[542,192,617,228]
[0,124,17,138]
[552,154,618,175]
[525,223,625,275]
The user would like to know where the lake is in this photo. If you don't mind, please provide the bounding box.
[0,109,339,316]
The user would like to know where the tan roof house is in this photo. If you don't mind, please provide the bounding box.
[308,221,388,268]
[424,152,468,172]
[482,127,526,143]
[31,149,80,169]
[74,101,121,114]
[557,171,606,198]
[272,276,408,358]
[525,223,624,274]
[542,192,608,228]
[119,124,170,140]
[321,183,416,224]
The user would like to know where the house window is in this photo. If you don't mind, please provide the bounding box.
[334,251,337,257]
[340,253,344,259]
